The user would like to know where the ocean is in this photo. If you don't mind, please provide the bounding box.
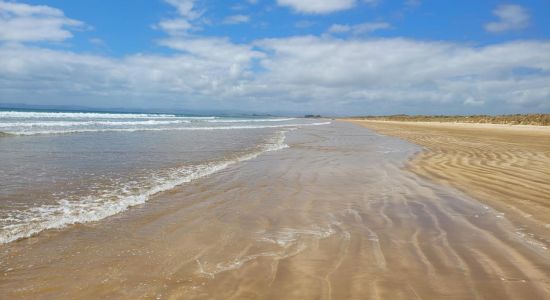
[0,110,329,243]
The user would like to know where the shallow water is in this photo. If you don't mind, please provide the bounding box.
[0,121,549,299]
[0,110,326,243]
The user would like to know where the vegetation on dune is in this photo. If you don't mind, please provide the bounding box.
[350,114,550,126]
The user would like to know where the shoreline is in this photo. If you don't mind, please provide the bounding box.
[346,119,550,248]
[0,130,290,245]
[1,122,549,299]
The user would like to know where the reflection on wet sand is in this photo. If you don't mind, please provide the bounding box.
[349,119,550,251]
[1,122,549,299]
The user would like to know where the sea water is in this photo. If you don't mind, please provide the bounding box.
[0,110,329,243]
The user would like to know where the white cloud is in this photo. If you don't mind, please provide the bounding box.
[2,36,549,115]
[328,22,390,34]
[256,37,550,85]
[0,1,84,42]
[164,0,200,19]
[223,14,250,25]
[251,37,550,114]
[156,0,202,35]
[277,0,356,14]
[485,4,529,33]
[156,19,193,35]
[158,37,262,63]
[328,24,350,33]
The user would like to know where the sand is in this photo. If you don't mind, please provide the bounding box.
[349,120,550,246]
[1,122,549,299]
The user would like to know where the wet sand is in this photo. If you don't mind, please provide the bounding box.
[349,120,550,248]
[1,122,549,299]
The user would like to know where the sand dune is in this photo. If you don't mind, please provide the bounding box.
[1,122,549,299]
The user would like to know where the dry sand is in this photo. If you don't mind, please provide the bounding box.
[1,122,549,299]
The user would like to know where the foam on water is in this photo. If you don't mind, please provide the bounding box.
[0,110,328,136]
[258,226,337,248]
[0,111,179,119]
[0,130,291,244]
[3,122,331,136]
[195,222,342,279]
[0,120,192,127]
[206,118,296,123]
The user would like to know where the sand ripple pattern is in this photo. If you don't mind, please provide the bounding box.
[352,120,550,249]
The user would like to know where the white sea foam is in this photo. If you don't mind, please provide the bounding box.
[4,122,331,136]
[206,118,295,123]
[179,116,217,120]
[259,226,337,248]
[0,120,191,128]
[195,223,337,279]
[0,111,179,119]
[0,130,290,244]
[0,119,294,128]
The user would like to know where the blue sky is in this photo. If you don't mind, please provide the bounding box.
[1,0,549,115]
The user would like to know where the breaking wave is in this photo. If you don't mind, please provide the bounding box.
[0,131,290,244]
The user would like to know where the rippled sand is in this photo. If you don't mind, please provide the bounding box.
[1,122,549,299]
[350,120,550,249]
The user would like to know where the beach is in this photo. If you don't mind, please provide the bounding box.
[1,121,549,299]
[2,0,549,298]
[349,120,550,248]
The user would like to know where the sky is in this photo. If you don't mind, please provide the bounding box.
[0,0,549,116]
